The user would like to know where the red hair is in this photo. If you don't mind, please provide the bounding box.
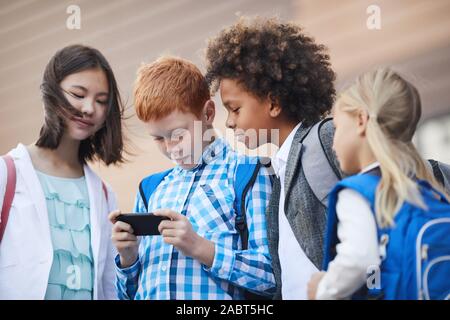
[134,56,210,121]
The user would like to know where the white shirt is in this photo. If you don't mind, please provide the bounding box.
[272,123,319,300]
[316,162,381,299]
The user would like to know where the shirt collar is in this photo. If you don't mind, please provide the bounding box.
[173,136,227,174]
[271,123,301,177]
[359,161,380,175]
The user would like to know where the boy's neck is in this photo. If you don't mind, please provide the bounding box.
[201,126,217,152]
[276,121,300,147]
[201,136,216,154]
[179,129,218,170]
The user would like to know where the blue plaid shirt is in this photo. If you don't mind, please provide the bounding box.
[115,138,275,299]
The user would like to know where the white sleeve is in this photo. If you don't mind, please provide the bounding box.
[102,186,119,300]
[316,188,380,300]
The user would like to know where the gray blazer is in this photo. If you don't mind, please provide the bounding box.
[266,120,342,300]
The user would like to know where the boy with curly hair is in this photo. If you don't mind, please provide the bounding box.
[205,17,342,299]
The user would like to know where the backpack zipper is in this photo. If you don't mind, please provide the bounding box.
[416,218,450,300]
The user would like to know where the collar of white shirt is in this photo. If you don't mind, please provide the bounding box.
[271,123,302,178]
[359,161,380,175]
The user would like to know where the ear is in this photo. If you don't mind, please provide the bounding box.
[356,109,370,136]
[267,93,282,118]
[203,100,216,125]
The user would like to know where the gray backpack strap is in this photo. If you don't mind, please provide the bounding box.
[438,162,450,191]
[428,160,450,193]
[301,118,341,208]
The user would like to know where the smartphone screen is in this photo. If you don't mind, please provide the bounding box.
[116,214,170,236]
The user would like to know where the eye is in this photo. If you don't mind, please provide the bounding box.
[70,92,84,99]
[232,107,240,114]
[96,100,108,105]
[171,129,186,141]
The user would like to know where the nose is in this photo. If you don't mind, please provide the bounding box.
[81,99,95,116]
[164,138,179,154]
[225,114,235,129]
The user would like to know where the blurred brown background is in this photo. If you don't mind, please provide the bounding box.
[1,0,449,210]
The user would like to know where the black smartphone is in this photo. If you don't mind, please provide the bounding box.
[116,213,170,236]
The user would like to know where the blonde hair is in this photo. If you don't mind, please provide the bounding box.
[335,67,448,227]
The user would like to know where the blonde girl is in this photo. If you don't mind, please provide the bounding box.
[307,67,449,300]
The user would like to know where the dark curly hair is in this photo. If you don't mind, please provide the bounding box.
[205,17,336,126]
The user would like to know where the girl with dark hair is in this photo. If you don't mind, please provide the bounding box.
[0,44,125,299]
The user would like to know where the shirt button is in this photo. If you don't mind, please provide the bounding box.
[161,265,167,272]
[178,198,183,204]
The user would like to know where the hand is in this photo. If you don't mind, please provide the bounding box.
[307,272,326,300]
[155,209,215,267]
[108,210,139,268]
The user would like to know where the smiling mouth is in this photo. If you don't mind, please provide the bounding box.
[72,117,94,127]
[169,151,186,160]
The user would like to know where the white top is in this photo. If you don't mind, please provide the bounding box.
[0,143,118,300]
[316,162,381,299]
[272,123,319,300]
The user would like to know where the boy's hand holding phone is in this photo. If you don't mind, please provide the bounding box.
[109,208,216,268]
[154,209,215,267]
[109,210,139,268]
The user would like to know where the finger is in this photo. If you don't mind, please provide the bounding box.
[108,210,122,223]
[112,231,138,242]
[153,209,182,221]
[115,241,139,250]
[160,228,179,238]
[162,236,178,247]
[158,220,186,234]
[157,220,176,233]
[113,221,134,234]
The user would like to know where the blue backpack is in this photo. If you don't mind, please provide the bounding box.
[138,159,272,300]
[323,173,450,300]
[138,161,266,249]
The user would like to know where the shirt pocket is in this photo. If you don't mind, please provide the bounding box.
[190,183,236,235]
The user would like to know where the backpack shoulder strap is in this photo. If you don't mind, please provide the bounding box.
[234,159,274,301]
[336,174,380,203]
[1,155,16,243]
[101,181,109,202]
[317,118,343,180]
[417,179,450,204]
[301,118,341,208]
[234,159,262,250]
[138,169,173,212]
[322,173,380,270]
[428,159,445,188]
